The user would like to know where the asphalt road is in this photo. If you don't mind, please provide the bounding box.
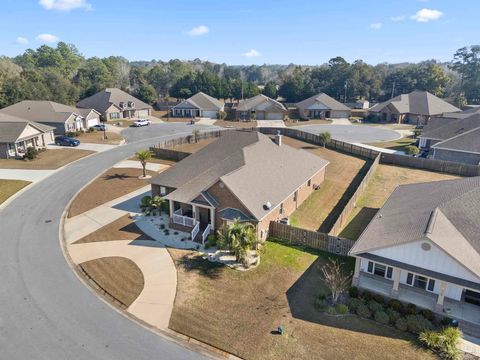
[293,124,400,143]
[0,123,213,360]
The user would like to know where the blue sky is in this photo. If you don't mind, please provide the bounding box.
[1,0,478,65]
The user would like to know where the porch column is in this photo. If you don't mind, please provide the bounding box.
[210,207,215,229]
[435,281,447,312]
[192,205,197,223]
[390,268,401,298]
[352,258,361,286]
[169,199,173,218]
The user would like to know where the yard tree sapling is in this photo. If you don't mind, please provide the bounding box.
[135,149,152,178]
[319,258,352,305]
[319,131,332,148]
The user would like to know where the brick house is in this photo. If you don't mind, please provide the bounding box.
[150,130,328,242]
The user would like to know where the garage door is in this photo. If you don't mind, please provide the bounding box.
[87,117,100,127]
[266,112,283,120]
[331,111,350,119]
[137,110,149,118]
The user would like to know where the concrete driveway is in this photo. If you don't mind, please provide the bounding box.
[0,168,54,182]
[48,142,118,152]
[294,124,400,143]
[257,119,286,128]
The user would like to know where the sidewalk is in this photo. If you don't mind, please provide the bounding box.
[462,335,480,357]
[352,142,406,155]
[0,168,54,182]
[256,120,286,128]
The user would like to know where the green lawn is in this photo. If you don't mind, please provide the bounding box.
[367,137,416,152]
[0,179,31,204]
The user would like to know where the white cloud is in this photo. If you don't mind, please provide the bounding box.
[16,37,29,45]
[35,33,60,43]
[411,8,443,22]
[39,0,91,11]
[243,49,261,58]
[186,25,209,36]
[391,15,406,22]
[370,23,382,30]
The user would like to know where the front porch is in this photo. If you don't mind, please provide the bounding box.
[7,134,48,159]
[168,200,214,244]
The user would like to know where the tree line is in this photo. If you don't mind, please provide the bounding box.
[0,43,479,108]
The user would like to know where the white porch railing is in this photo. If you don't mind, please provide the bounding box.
[172,213,196,227]
[201,223,212,245]
[174,208,182,215]
[191,222,200,241]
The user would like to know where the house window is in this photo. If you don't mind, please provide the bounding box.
[160,186,166,196]
[367,261,393,280]
[367,261,374,273]
[110,112,120,119]
[307,179,312,187]
[406,272,435,292]
[293,191,298,202]
[386,266,393,279]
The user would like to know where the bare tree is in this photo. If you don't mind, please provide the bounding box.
[320,258,352,305]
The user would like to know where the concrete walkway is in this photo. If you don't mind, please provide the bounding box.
[68,240,176,330]
[195,118,216,126]
[0,168,54,182]
[352,142,406,155]
[113,160,167,172]
[462,336,480,357]
[256,119,286,128]
[330,118,351,125]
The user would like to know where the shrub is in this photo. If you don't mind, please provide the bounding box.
[406,303,417,315]
[386,308,401,324]
[372,293,385,304]
[160,224,165,230]
[441,316,453,327]
[419,327,462,360]
[419,309,435,322]
[206,234,217,248]
[217,111,227,120]
[405,145,420,156]
[348,298,365,312]
[335,304,349,315]
[395,318,408,332]
[367,300,384,314]
[315,297,328,312]
[88,127,95,132]
[160,200,169,214]
[387,299,404,314]
[24,146,38,160]
[348,286,359,298]
[374,311,390,325]
[406,314,433,334]
[356,304,372,318]
[361,290,374,301]
[326,306,337,315]
[66,131,80,137]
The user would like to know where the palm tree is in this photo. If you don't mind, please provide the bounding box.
[217,220,257,265]
[135,150,152,178]
[319,131,331,148]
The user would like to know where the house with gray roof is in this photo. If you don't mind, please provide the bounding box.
[369,90,460,125]
[0,113,54,158]
[77,88,152,121]
[0,100,94,134]
[296,93,351,120]
[171,92,224,119]
[349,177,480,333]
[150,130,328,242]
[235,94,288,120]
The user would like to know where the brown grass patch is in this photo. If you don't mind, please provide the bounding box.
[68,167,156,218]
[170,138,218,153]
[77,131,123,145]
[0,179,31,204]
[213,120,257,128]
[79,256,144,307]
[285,119,332,127]
[0,149,93,170]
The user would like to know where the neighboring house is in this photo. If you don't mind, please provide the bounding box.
[349,177,480,331]
[0,100,86,134]
[235,94,288,120]
[76,108,102,128]
[0,114,54,159]
[171,92,224,119]
[296,93,351,119]
[369,90,460,125]
[150,131,328,242]
[77,88,152,121]
[419,111,480,165]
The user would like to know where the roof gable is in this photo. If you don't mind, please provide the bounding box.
[297,93,351,112]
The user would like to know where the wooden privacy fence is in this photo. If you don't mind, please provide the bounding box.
[269,221,355,256]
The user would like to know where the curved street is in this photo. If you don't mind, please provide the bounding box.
[0,123,213,360]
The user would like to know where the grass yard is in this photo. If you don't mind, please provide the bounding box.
[0,149,94,170]
[74,215,154,244]
[169,240,434,360]
[0,179,31,204]
[68,167,156,218]
[213,120,257,128]
[107,119,136,128]
[339,164,460,240]
[79,256,144,307]
[367,137,416,152]
[285,119,332,127]
[282,136,367,231]
[76,131,123,145]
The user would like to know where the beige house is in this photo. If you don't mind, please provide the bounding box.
[171,92,224,119]
[77,88,152,121]
[150,131,328,243]
[235,94,288,120]
[0,114,55,159]
[296,93,351,119]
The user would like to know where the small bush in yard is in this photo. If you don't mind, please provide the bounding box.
[406,314,433,334]
[419,327,462,360]
[406,303,417,315]
[315,297,328,312]
[367,300,383,313]
[386,308,401,324]
[395,318,408,331]
[441,316,453,327]
[356,304,372,318]
[387,299,404,314]
[419,309,435,322]
[361,290,374,301]
[348,298,365,312]
[335,304,349,315]
[374,311,390,325]
[24,146,38,160]
[372,293,385,304]
[326,306,337,315]
[348,286,359,298]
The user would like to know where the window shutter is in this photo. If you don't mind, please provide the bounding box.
[406,273,413,285]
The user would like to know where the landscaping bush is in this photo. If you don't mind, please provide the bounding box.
[374,311,390,325]
[386,308,401,324]
[361,290,374,301]
[24,146,38,160]
[371,293,385,304]
[348,286,359,298]
[326,306,337,315]
[356,304,372,319]
[419,309,435,322]
[419,327,462,360]
[66,131,80,137]
[315,297,328,312]
[348,298,365,312]
[335,304,349,315]
[405,145,420,156]
[217,111,227,120]
[441,316,453,327]
[406,314,433,334]
[160,200,169,214]
[367,300,383,314]
[88,127,95,132]
[387,299,404,314]
[206,234,217,248]
[395,318,408,332]
[406,303,417,315]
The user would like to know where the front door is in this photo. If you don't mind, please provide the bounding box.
[198,207,211,227]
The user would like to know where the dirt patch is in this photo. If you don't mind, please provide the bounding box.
[214,120,257,128]
[79,256,144,307]
[0,149,93,170]
[171,138,218,153]
[285,119,332,127]
[74,215,154,244]
[168,241,434,360]
[68,167,156,218]
[0,179,31,204]
[77,131,123,145]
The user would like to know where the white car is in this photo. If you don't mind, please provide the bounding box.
[132,119,151,127]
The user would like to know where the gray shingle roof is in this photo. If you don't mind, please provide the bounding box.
[236,94,287,112]
[369,91,460,116]
[151,130,329,220]
[432,127,480,153]
[0,114,54,143]
[217,208,253,222]
[296,93,351,112]
[76,88,152,113]
[172,92,223,111]
[0,100,79,123]
[350,176,480,277]
[422,114,480,140]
